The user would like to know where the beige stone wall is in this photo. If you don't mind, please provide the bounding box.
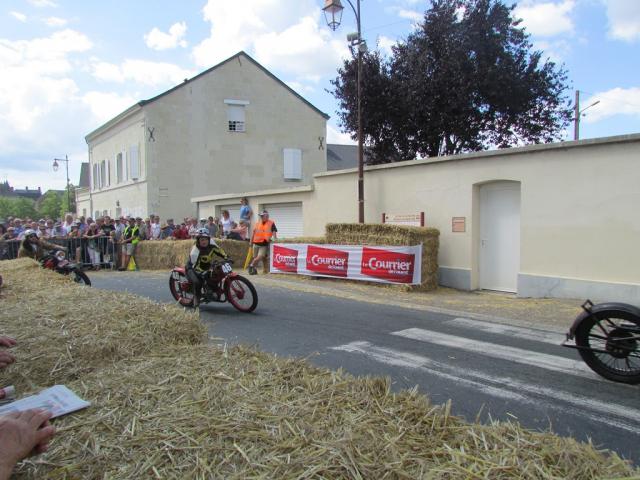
[144,53,327,222]
[86,109,148,218]
[285,135,640,300]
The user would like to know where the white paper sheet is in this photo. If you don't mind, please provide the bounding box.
[0,385,90,418]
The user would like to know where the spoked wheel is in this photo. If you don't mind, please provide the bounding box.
[169,270,195,307]
[225,275,258,313]
[72,270,91,286]
[575,312,640,384]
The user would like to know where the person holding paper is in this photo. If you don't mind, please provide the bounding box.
[0,409,55,479]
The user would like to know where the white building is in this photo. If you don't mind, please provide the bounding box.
[78,51,329,221]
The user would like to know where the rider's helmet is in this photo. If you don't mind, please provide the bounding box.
[195,227,210,239]
[23,229,38,239]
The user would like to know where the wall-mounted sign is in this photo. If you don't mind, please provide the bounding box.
[452,217,466,232]
[382,212,424,227]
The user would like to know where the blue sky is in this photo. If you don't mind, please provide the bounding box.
[1,0,639,192]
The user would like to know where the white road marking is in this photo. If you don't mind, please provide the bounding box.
[447,317,565,346]
[331,341,640,435]
[391,327,595,379]
[333,341,527,401]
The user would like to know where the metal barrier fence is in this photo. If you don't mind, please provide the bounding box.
[0,237,118,269]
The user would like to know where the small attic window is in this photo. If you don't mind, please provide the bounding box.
[224,99,249,133]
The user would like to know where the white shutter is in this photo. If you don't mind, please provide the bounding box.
[283,148,302,180]
[124,149,129,181]
[130,145,139,180]
[106,159,111,186]
[263,202,303,239]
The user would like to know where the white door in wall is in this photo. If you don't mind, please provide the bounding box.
[263,202,303,239]
[479,182,521,292]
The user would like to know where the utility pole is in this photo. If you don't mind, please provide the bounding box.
[574,90,580,141]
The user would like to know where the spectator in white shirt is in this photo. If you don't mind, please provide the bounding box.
[220,210,234,238]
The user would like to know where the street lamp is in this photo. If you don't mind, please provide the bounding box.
[53,155,71,214]
[573,90,600,141]
[323,0,366,223]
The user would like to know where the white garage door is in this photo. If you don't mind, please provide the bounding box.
[264,202,303,239]
[217,204,241,223]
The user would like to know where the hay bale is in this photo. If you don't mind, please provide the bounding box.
[133,239,252,271]
[326,223,440,292]
[2,264,637,479]
[14,344,638,479]
[0,259,206,393]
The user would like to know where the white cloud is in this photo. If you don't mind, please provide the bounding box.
[192,0,346,79]
[10,11,27,22]
[603,0,640,42]
[44,16,68,27]
[82,91,138,124]
[397,9,422,23]
[253,16,348,78]
[144,22,188,51]
[285,81,314,94]
[27,0,58,7]
[327,124,356,145]
[377,35,396,57]
[90,59,195,87]
[532,38,572,62]
[514,1,575,37]
[582,88,640,123]
[0,29,92,156]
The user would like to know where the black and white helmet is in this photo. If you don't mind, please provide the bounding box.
[23,229,38,238]
[195,228,210,239]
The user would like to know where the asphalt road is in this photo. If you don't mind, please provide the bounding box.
[91,271,640,466]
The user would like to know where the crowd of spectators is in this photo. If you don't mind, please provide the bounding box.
[0,200,253,268]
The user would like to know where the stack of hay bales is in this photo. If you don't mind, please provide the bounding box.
[133,239,252,271]
[326,223,440,291]
[1,259,638,479]
[0,258,205,394]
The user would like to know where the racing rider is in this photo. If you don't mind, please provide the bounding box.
[185,228,229,307]
[17,229,66,261]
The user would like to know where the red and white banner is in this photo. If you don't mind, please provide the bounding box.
[270,243,422,285]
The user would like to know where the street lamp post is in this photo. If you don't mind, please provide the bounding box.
[323,0,365,223]
[53,155,71,214]
[573,90,600,141]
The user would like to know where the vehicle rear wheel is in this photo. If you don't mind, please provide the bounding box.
[575,311,640,384]
[225,275,258,313]
[169,270,194,307]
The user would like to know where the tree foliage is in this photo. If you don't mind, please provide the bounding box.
[0,197,37,220]
[330,0,573,163]
[38,191,63,219]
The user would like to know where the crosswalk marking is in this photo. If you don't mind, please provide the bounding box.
[391,327,594,379]
[331,341,640,435]
[447,317,564,346]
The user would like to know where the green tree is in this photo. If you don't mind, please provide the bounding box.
[330,0,572,163]
[0,197,37,219]
[38,191,63,220]
[58,185,77,219]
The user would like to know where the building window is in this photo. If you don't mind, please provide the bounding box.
[116,153,123,183]
[227,105,245,132]
[100,161,106,189]
[224,99,249,133]
[130,145,140,180]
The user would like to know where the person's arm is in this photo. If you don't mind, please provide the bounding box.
[0,409,56,480]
